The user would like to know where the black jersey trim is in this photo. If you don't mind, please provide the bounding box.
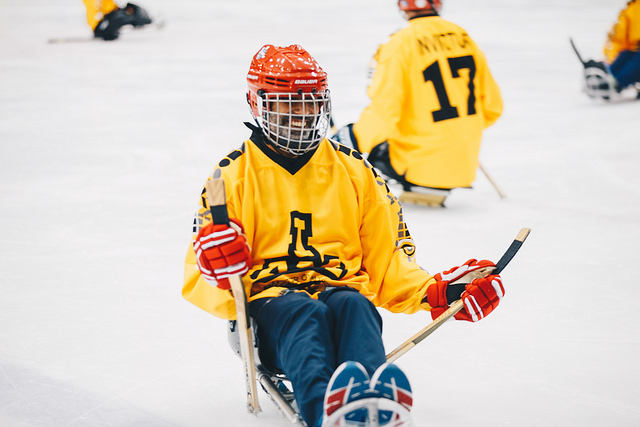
[244,122,317,175]
[408,11,438,20]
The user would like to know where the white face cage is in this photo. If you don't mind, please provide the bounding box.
[253,90,331,156]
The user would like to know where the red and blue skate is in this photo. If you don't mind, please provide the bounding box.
[322,362,413,426]
[369,363,413,425]
[323,361,371,424]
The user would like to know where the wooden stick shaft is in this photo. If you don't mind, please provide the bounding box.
[204,178,261,414]
[479,162,507,199]
[386,299,464,363]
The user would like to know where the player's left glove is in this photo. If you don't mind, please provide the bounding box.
[193,218,251,290]
[425,259,505,322]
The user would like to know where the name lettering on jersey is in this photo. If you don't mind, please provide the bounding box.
[417,31,471,54]
[249,211,348,288]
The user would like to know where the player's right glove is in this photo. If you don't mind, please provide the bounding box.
[193,218,251,290]
[425,259,505,322]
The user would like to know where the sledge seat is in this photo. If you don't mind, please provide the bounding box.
[398,186,450,207]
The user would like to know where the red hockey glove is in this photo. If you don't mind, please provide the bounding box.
[426,259,504,322]
[458,275,504,322]
[193,218,251,290]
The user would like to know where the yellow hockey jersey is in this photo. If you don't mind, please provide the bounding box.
[353,15,503,189]
[183,127,436,320]
[604,0,640,63]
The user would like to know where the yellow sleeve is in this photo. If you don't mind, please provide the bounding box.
[183,241,237,319]
[475,45,503,129]
[358,169,435,314]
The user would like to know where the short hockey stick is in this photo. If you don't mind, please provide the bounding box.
[478,162,507,199]
[205,178,261,414]
[569,37,588,67]
[386,227,531,363]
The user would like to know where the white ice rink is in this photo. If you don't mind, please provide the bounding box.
[1,0,639,425]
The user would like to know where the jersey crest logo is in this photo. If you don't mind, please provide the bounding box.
[249,211,348,286]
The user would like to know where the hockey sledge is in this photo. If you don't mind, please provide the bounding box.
[371,169,450,208]
[569,37,640,101]
[397,187,449,208]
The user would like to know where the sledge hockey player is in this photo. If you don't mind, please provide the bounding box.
[582,0,640,100]
[82,0,152,41]
[183,44,506,427]
[333,0,503,207]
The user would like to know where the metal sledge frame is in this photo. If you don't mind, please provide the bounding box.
[227,319,307,426]
[257,364,304,425]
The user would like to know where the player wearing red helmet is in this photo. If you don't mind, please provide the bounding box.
[183,44,507,427]
[246,44,331,156]
[333,0,502,207]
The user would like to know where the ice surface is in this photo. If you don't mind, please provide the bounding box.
[1,0,639,426]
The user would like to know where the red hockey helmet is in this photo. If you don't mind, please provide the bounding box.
[246,44,331,156]
[397,0,441,12]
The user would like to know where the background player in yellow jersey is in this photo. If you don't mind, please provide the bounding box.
[582,0,640,100]
[82,1,152,40]
[183,44,506,427]
[334,0,503,207]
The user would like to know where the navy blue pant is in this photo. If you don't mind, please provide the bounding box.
[249,287,386,427]
[610,50,640,88]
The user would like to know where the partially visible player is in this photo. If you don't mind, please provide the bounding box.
[183,44,507,427]
[583,0,640,100]
[333,0,503,207]
[604,0,640,95]
[82,1,152,41]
